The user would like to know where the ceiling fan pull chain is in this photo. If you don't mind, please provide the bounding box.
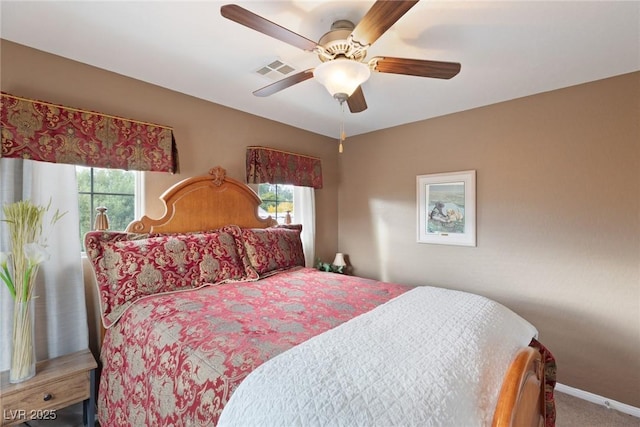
[339,100,346,153]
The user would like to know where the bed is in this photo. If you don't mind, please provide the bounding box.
[85,166,556,427]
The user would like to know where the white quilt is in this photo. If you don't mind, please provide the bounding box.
[218,286,537,427]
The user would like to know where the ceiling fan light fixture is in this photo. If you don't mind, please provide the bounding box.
[313,59,370,100]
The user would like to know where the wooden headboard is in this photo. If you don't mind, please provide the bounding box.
[126,166,276,233]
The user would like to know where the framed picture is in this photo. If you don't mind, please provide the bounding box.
[417,170,476,246]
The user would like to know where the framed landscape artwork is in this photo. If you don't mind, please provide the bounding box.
[417,170,476,246]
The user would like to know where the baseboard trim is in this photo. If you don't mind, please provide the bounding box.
[555,383,640,418]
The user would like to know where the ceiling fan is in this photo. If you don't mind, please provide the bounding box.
[220,1,461,113]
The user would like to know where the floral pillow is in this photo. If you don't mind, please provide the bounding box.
[208,225,259,283]
[240,225,305,277]
[85,229,248,328]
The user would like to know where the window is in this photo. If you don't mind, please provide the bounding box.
[256,184,294,224]
[76,166,141,247]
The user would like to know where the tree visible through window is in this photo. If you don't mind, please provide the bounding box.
[76,166,137,248]
[257,184,294,224]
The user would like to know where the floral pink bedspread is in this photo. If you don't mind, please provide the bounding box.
[98,267,410,426]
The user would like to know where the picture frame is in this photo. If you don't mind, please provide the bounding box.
[417,170,476,246]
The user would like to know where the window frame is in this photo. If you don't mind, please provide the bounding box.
[252,183,295,224]
[76,166,143,242]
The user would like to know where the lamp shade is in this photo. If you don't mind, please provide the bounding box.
[314,59,370,99]
[332,252,347,267]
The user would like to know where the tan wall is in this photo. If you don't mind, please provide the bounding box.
[339,72,640,406]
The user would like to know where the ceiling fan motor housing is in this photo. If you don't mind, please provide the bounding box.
[317,20,367,62]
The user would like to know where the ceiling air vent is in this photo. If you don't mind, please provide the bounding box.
[255,59,296,81]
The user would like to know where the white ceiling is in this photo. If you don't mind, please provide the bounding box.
[1,1,639,138]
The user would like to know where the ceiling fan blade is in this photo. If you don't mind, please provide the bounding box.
[253,70,315,97]
[347,86,368,113]
[349,0,419,48]
[370,57,461,79]
[221,4,318,51]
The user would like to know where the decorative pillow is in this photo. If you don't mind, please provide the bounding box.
[85,229,248,328]
[208,225,259,283]
[240,225,305,277]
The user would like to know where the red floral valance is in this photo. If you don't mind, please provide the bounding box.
[246,146,322,189]
[0,92,178,173]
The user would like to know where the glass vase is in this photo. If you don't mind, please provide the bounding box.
[10,299,36,383]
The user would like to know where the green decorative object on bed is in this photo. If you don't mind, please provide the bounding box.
[315,260,343,274]
[316,252,347,274]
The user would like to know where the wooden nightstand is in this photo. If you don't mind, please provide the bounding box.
[0,349,97,426]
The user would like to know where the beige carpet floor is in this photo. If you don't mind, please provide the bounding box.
[555,391,640,427]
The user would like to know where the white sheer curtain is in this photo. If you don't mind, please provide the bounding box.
[293,186,316,267]
[0,158,88,370]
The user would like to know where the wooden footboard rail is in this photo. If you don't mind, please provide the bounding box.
[492,346,546,427]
